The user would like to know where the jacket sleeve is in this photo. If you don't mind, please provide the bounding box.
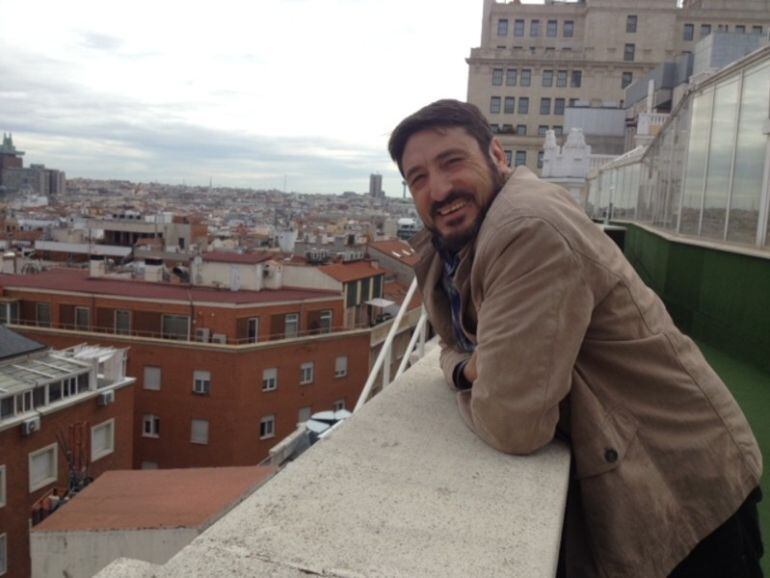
[459,217,593,455]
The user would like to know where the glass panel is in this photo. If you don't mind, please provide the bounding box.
[729,63,770,245]
[701,78,739,239]
[681,90,714,234]
[162,315,189,340]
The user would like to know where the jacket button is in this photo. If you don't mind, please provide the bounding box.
[604,448,618,463]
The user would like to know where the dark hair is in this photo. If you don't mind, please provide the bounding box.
[388,99,494,176]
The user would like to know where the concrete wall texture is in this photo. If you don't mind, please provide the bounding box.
[623,224,770,372]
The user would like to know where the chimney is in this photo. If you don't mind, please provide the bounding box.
[89,258,106,278]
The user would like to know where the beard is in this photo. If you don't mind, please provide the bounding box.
[428,163,508,253]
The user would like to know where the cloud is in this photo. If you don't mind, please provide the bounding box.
[79,32,124,52]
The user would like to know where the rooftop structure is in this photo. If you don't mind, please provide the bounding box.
[467,0,770,173]
[31,466,276,577]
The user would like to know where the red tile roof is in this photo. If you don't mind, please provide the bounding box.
[368,240,419,266]
[384,280,422,310]
[0,269,339,304]
[319,261,384,283]
[32,466,275,532]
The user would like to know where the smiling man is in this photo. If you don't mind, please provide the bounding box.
[389,99,763,577]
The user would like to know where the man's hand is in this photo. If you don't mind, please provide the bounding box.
[463,353,478,383]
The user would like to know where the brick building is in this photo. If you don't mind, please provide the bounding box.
[0,328,134,578]
[0,268,371,471]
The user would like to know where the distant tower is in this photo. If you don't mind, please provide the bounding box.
[369,173,383,198]
[0,133,25,190]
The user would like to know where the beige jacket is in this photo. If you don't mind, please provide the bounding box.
[410,167,762,577]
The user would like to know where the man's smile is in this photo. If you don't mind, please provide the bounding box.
[436,199,470,217]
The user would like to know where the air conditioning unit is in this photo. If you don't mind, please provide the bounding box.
[211,333,227,344]
[97,390,115,406]
[21,416,41,436]
[195,328,211,342]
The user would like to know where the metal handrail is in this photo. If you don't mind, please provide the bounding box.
[354,278,427,412]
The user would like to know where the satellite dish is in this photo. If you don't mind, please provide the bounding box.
[305,419,330,434]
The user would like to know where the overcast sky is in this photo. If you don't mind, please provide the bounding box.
[0,0,541,196]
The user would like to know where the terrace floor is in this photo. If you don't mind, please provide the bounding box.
[699,341,769,574]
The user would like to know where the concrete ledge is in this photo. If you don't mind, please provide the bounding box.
[98,349,570,577]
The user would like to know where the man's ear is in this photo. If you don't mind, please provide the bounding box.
[488,138,510,174]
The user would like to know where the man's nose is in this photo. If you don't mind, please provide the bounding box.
[429,171,453,203]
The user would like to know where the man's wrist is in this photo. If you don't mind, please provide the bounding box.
[453,360,473,390]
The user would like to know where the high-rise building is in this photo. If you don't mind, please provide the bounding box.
[369,173,383,198]
[467,0,770,173]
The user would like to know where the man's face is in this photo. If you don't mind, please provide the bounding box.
[401,127,510,251]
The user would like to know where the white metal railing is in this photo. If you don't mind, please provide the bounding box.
[354,277,427,412]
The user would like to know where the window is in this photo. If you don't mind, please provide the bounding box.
[624,43,635,62]
[29,443,57,492]
[298,406,312,423]
[75,307,90,330]
[717,24,728,32]
[497,18,508,36]
[504,97,515,114]
[141,461,159,470]
[193,370,211,395]
[520,69,531,86]
[492,68,503,86]
[115,310,130,335]
[516,124,527,136]
[735,25,745,34]
[62,376,77,398]
[260,415,275,439]
[77,373,89,393]
[751,25,762,34]
[701,24,711,37]
[622,71,633,89]
[48,382,61,403]
[514,151,527,167]
[505,68,517,86]
[15,390,31,415]
[162,315,189,340]
[335,356,348,378]
[500,123,512,135]
[319,310,332,334]
[683,23,694,41]
[142,414,160,438]
[626,15,637,33]
[0,534,5,576]
[247,317,259,343]
[537,151,545,170]
[530,19,540,37]
[518,97,529,114]
[564,20,574,37]
[262,368,278,391]
[514,19,525,37]
[489,96,501,114]
[556,70,567,87]
[333,400,346,412]
[504,150,512,167]
[36,303,51,327]
[191,419,209,444]
[571,70,582,88]
[91,418,115,461]
[284,313,299,338]
[542,70,553,87]
[144,366,161,390]
[0,465,5,508]
[553,126,564,137]
[540,98,552,115]
[538,125,549,137]
[300,362,314,385]
[546,19,558,37]
[554,98,565,115]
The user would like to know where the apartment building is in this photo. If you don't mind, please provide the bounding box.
[0,267,370,472]
[0,328,134,578]
[467,0,770,172]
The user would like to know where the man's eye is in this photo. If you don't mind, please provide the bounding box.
[409,175,425,187]
[446,157,463,166]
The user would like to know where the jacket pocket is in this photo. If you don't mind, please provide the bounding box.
[572,404,639,480]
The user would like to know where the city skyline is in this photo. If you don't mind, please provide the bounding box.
[0,0,532,197]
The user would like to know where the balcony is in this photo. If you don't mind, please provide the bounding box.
[96,348,570,577]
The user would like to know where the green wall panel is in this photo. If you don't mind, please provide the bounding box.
[623,224,770,373]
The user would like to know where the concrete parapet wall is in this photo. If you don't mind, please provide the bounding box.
[97,349,570,577]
